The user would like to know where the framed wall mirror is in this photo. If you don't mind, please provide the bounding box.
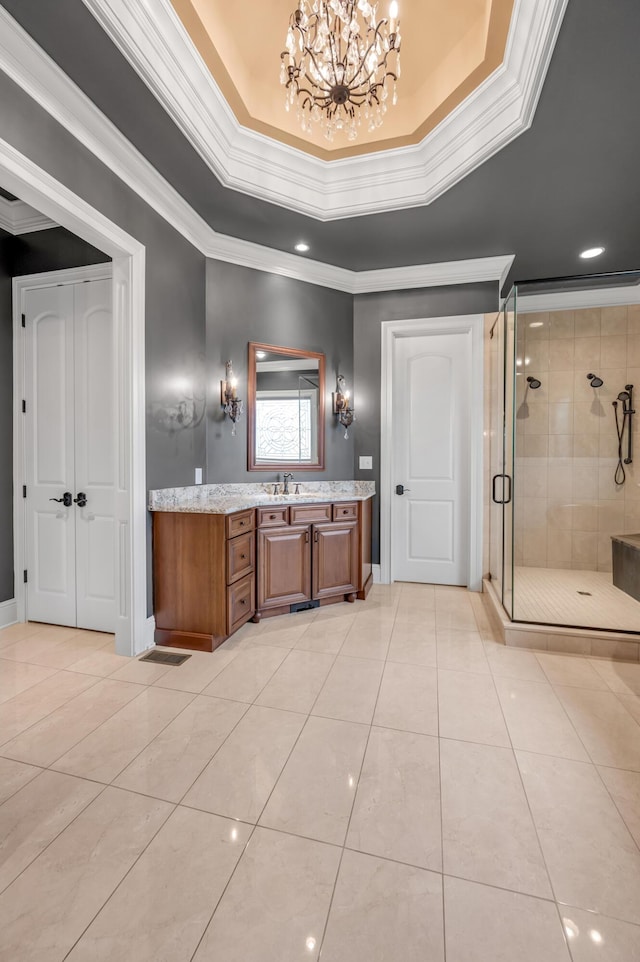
[248,342,325,471]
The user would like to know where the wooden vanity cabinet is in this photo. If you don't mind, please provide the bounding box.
[257,525,311,610]
[312,521,359,600]
[254,499,372,620]
[152,497,373,648]
[153,509,255,652]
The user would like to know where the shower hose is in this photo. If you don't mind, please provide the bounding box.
[614,401,626,485]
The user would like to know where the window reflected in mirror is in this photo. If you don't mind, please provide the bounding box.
[248,343,325,471]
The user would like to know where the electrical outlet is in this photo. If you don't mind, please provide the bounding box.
[195,467,203,485]
[359,456,373,470]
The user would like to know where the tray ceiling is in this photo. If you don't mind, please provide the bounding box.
[171,0,514,160]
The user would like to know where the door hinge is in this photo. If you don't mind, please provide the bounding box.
[21,399,26,414]
[23,569,28,583]
[22,485,26,499]
[21,313,26,328]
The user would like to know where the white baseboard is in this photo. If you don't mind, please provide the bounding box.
[0,598,18,628]
[372,564,382,585]
[143,615,156,652]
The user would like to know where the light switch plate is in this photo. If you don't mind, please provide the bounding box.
[195,467,203,485]
[359,456,373,470]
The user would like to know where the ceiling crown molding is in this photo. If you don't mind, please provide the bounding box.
[0,6,512,293]
[82,0,568,221]
[0,195,56,234]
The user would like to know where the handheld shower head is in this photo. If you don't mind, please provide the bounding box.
[618,391,630,402]
[587,373,604,388]
[526,376,541,390]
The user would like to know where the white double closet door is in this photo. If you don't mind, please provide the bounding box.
[24,276,115,632]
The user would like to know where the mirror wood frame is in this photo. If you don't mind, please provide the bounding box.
[247,341,326,471]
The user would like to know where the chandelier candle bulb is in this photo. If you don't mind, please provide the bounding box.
[389,1,398,33]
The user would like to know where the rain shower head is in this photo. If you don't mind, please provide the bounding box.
[526,376,541,389]
[587,373,604,388]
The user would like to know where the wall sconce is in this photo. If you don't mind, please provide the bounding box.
[221,360,243,436]
[332,374,354,439]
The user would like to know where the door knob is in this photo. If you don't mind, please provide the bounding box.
[395,484,411,495]
[73,492,88,507]
[50,492,73,507]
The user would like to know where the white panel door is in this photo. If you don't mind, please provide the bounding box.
[392,332,471,585]
[24,278,115,631]
[24,285,77,625]
[74,279,116,631]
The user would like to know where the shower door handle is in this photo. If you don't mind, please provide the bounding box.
[492,474,512,504]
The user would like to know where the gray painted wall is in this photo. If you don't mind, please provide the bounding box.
[0,235,13,602]
[0,71,207,612]
[206,260,354,483]
[353,283,499,563]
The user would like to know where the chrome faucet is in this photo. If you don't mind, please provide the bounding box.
[283,472,294,495]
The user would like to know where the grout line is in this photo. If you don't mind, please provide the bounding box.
[0,672,107,752]
[0,780,112,900]
[60,793,178,961]
[486,654,561,911]
[315,622,389,960]
[53,687,201,783]
[0,758,47,808]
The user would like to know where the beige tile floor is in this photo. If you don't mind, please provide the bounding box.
[511,567,640,632]
[1,586,640,960]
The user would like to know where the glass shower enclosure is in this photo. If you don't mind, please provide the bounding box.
[489,271,640,633]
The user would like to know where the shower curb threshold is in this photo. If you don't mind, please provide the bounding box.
[482,578,640,662]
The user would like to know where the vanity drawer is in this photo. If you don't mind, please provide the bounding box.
[226,531,255,585]
[290,503,332,525]
[257,506,290,527]
[226,509,255,539]
[227,573,255,634]
[333,501,358,522]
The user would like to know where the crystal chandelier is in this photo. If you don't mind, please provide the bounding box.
[280,1,401,142]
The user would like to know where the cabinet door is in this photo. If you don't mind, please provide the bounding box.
[312,522,359,600]
[257,526,311,609]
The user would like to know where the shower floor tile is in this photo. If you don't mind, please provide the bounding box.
[512,567,640,632]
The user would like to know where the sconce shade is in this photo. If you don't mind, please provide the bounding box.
[221,360,243,435]
[333,374,354,438]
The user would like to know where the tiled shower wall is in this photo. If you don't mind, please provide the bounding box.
[515,304,640,572]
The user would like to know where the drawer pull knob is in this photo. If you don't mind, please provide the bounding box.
[240,598,246,605]
[270,514,276,519]
[240,521,245,526]
[343,509,348,513]
[240,554,246,559]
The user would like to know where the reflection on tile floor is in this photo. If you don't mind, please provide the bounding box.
[1,587,640,960]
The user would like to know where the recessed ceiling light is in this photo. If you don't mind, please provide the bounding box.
[295,242,310,253]
[580,246,605,259]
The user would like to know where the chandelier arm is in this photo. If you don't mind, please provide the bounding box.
[348,20,392,89]
[324,4,341,89]
[297,70,331,99]
[299,82,332,104]
[302,43,334,90]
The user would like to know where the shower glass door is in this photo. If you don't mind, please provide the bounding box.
[488,295,516,617]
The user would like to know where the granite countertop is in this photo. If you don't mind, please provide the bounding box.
[148,481,376,515]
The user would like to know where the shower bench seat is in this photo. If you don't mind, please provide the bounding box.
[612,533,640,603]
